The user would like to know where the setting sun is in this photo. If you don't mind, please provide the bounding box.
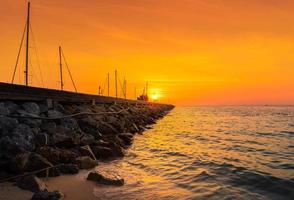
[0,1,293,200]
[149,88,162,102]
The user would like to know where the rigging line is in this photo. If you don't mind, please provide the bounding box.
[101,76,107,95]
[118,77,125,98]
[61,49,78,93]
[11,22,27,84]
[29,23,44,87]
[29,58,41,86]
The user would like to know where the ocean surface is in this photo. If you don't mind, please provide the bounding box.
[47,106,294,200]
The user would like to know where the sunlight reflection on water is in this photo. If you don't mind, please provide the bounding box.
[47,106,294,200]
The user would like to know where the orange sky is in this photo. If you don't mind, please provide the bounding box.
[0,0,293,105]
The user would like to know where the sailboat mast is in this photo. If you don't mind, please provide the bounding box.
[124,77,127,99]
[107,73,110,96]
[115,70,118,98]
[25,1,30,86]
[59,46,64,90]
[146,82,148,96]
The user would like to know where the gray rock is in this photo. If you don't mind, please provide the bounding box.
[55,104,65,113]
[76,156,98,169]
[40,122,56,134]
[0,102,9,115]
[60,117,80,131]
[0,116,18,135]
[58,149,78,164]
[87,171,124,186]
[117,133,134,146]
[22,102,40,115]
[24,153,60,177]
[97,122,119,135]
[56,164,79,174]
[16,175,47,192]
[19,118,42,128]
[106,116,117,124]
[39,104,49,114]
[35,133,49,147]
[9,153,30,174]
[77,117,101,138]
[52,132,80,148]
[80,134,95,145]
[0,124,35,154]
[11,124,35,150]
[31,190,64,200]
[47,110,63,118]
[37,147,60,165]
[91,145,124,159]
[4,101,19,114]
[91,146,113,159]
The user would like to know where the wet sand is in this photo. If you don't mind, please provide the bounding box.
[0,182,32,200]
[0,159,190,200]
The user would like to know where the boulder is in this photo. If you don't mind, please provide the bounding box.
[0,124,35,154]
[55,104,66,113]
[77,117,100,138]
[40,122,57,135]
[0,117,19,135]
[117,133,134,146]
[19,118,42,128]
[39,104,49,114]
[51,126,80,148]
[80,134,95,145]
[37,147,60,165]
[31,190,64,200]
[76,156,98,169]
[106,116,118,124]
[0,102,9,115]
[60,117,80,131]
[91,145,124,159]
[87,171,124,186]
[39,147,78,165]
[16,175,47,192]
[56,164,79,174]
[58,149,79,164]
[9,153,30,174]
[35,133,49,147]
[4,101,18,114]
[22,102,40,115]
[47,110,63,118]
[24,153,60,177]
[97,122,119,135]
[91,146,113,159]
[52,133,80,148]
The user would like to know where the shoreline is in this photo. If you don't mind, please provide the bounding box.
[0,98,174,199]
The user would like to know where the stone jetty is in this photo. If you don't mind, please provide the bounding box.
[0,99,174,199]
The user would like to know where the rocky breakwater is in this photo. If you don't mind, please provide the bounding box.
[0,100,174,198]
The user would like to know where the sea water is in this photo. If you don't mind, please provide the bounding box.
[46,106,294,200]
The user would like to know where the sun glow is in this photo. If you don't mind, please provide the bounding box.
[149,89,162,102]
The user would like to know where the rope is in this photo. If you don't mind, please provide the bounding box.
[30,23,45,87]
[101,76,108,95]
[61,49,78,93]
[0,108,130,183]
[0,164,63,183]
[7,108,129,120]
